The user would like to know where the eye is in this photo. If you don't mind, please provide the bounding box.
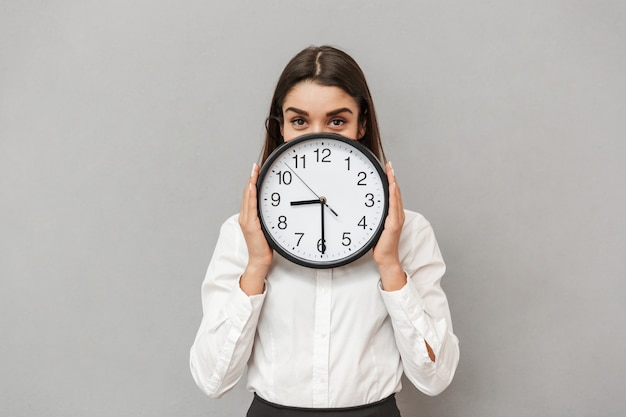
[329,118,346,127]
[290,117,307,128]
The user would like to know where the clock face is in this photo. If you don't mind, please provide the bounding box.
[257,133,389,269]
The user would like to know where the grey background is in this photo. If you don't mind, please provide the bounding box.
[1,1,625,416]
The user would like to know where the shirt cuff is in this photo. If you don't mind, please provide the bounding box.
[379,276,441,349]
[379,274,425,322]
[225,280,266,328]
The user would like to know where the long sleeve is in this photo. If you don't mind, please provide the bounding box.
[379,211,460,396]
[189,215,266,398]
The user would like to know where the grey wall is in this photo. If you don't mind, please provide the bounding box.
[2,1,625,416]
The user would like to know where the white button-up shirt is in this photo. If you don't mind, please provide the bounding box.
[190,210,459,408]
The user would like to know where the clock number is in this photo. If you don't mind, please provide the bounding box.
[341,232,352,246]
[292,154,306,169]
[317,238,326,253]
[345,156,351,171]
[357,171,367,186]
[271,192,281,206]
[314,148,331,163]
[294,232,304,246]
[278,215,288,230]
[364,193,375,207]
[276,170,292,185]
[358,216,367,229]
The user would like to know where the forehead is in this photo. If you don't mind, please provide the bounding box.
[283,82,359,111]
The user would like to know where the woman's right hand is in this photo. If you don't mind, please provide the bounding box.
[238,163,272,295]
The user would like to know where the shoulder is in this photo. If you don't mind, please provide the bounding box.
[399,209,441,253]
[215,213,244,241]
[398,210,445,271]
[222,213,241,227]
[211,213,248,261]
[402,209,433,232]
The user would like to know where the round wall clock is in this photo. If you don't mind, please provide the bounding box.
[257,133,389,269]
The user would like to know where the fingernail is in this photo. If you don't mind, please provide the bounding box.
[250,163,256,177]
[389,161,395,176]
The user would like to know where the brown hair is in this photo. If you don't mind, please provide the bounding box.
[261,45,385,164]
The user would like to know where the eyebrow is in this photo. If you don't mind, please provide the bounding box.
[284,107,354,117]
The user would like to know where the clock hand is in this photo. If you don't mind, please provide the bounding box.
[290,199,322,206]
[320,198,326,254]
[282,162,319,198]
[282,162,339,217]
[324,201,339,217]
[289,196,327,253]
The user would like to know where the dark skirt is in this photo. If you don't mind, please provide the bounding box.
[246,393,401,417]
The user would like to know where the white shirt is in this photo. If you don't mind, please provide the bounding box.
[190,210,459,408]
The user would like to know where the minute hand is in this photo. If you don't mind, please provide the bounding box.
[282,162,339,216]
[320,198,326,254]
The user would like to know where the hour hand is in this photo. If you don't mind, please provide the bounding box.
[291,199,338,219]
[290,199,322,206]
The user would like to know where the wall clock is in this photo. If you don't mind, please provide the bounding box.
[257,133,389,269]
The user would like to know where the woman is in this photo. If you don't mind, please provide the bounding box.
[190,45,460,416]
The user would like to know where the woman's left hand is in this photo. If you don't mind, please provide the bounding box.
[373,162,407,291]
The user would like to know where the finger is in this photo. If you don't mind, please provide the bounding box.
[393,179,404,216]
[386,162,405,225]
[386,162,398,206]
[247,163,261,215]
[240,163,258,224]
[247,164,259,218]
[250,162,260,183]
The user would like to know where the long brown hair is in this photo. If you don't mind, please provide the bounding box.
[261,46,385,164]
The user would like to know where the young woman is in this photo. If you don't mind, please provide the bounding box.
[190,45,460,416]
